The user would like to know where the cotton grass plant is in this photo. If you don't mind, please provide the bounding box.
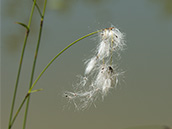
[64,27,125,110]
[8,0,126,129]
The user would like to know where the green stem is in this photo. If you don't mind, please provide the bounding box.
[10,30,102,127]
[23,1,47,129]
[35,1,42,17]
[10,93,30,129]
[8,1,36,129]
[29,30,101,93]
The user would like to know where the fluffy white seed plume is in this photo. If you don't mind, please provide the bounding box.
[97,27,125,60]
[64,26,126,110]
[64,65,119,110]
[94,65,115,95]
[64,88,98,110]
[110,27,125,51]
[97,40,110,59]
[85,56,97,75]
[102,78,111,94]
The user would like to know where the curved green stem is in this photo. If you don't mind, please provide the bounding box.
[8,1,36,129]
[29,30,101,92]
[23,1,47,129]
[10,29,102,128]
[35,1,42,17]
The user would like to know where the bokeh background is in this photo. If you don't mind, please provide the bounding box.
[1,0,172,129]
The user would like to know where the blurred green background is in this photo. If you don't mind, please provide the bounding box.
[1,0,172,129]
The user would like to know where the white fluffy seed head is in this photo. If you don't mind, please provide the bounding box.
[102,78,111,94]
[94,65,115,95]
[64,26,125,110]
[85,56,97,75]
[64,88,98,110]
[111,27,125,51]
[99,27,125,53]
[94,65,106,88]
[97,40,110,59]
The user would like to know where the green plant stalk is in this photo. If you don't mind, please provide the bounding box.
[8,1,36,129]
[34,1,42,17]
[23,1,47,129]
[9,93,30,129]
[10,30,102,128]
[28,30,101,93]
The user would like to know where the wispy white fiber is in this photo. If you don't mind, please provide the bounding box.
[85,56,97,75]
[97,40,110,59]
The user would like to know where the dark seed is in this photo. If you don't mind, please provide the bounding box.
[108,66,113,73]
